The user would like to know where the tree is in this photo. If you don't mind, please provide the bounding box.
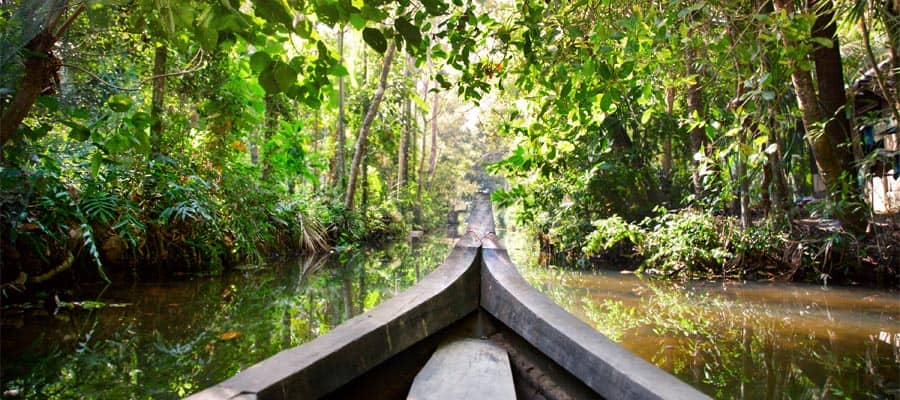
[150,45,167,154]
[773,0,867,233]
[1,1,86,147]
[346,43,397,210]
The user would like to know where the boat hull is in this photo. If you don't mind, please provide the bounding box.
[186,195,709,400]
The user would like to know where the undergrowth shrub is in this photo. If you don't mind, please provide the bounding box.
[583,209,740,278]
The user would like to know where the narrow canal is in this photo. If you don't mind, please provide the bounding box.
[503,228,900,399]
[2,228,897,399]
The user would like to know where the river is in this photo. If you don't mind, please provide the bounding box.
[503,228,900,399]
[2,230,897,399]
[1,237,453,399]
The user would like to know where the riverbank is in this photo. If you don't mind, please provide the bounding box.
[0,152,459,304]
[529,207,899,288]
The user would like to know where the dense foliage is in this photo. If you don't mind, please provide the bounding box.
[1,0,494,287]
[484,0,899,280]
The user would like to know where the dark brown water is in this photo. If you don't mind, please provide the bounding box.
[0,237,452,399]
[504,229,900,399]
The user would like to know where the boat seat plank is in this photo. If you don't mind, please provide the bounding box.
[407,338,516,400]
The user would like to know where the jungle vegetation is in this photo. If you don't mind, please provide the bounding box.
[1,0,495,292]
[1,0,899,290]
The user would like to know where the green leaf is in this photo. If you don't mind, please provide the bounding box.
[36,95,59,111]
[349,13,365,30]
[316,1,340,24]
[600,93,614,113]
[436,73,451,89]
[410,91,430,113]
[362,27,387,53]
[91,153,103,177]
[258,65,280,93]
[273,62,297,92]
[582,59,595,79]
[69,125,91,141]
[131,112,151,128]
[394,17,422,48]
[597,62,612,80]
[328,64,349,76]
[250,52,272,73]
[810,37,833,48]
[255,0,293,30]
[295,19,313,38]
[618,61,635,79]
[107,94,133,112]
[420,0,448,15]
[641,108,653,124]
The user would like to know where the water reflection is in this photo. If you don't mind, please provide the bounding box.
[503,228,899,400]
[0,237,451,399]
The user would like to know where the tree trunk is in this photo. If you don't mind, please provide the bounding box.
[685,43,708,195]
[662,87,674,181]
[811,0,868,233]
[881,1,900,106]
[774,0,868,233]
[738,126,751,228]
[150,45,167,154]
[426,90,439,189]
[361,152,368,214]
[346,43,396,210]
[333,27,346,188]
[397,60,411,195]
[416,82,429,202]
[860,10,900,123]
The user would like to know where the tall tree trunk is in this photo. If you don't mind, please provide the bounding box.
[416,81,429,202]
[150,45,167,155]
[811,0,868,233]
[662,87,674,181]
[361,153,368,214]
[738,126,751,228]
[727,17,751,228]
[685,42,708,195]
[333,27,346,188]
[397,59,411,195]
[860,10,900,123]
[774,0,868,233]
[882,1,900,105]
[426,91,439,189]
[346,43,396,210]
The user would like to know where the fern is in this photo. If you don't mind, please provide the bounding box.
[81,193,118,223]
[113,207,145,248]
[79,222,110,283]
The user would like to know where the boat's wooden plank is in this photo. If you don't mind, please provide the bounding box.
[407,339,515,400]
[481,238,712,400]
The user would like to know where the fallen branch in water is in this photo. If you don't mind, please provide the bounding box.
[29,251,74,284]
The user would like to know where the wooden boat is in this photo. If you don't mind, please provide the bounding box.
[186,194,710,400]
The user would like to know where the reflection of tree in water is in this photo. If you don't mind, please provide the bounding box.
[1,237,451,399]
[550,281,898,400]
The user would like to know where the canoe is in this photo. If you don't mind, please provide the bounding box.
[186,194,710,400]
